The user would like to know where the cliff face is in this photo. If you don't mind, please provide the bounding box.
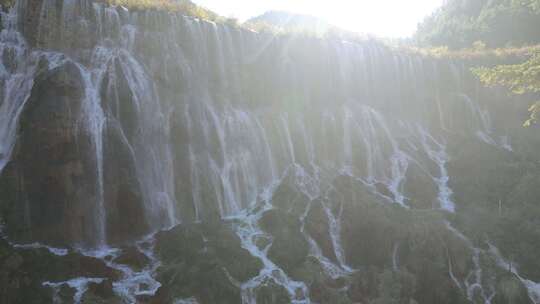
[0,0,540,303]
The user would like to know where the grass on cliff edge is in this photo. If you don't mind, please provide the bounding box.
[404,42,540,61]
[96,0,238,24]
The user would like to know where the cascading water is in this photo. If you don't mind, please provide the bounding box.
[78,234,162,303]
[110,50,178,228]
[459,94,513,151]
[236,199,312,304]
[392,242,400,271]
[77,55,109,247]
[488,242,540,303]
[301,201,350,280]
[416,125,455,212]
[0,1,179,301]
[446,222,496,304]
[0,0,530,303]
[0,2,63,174]
[43,278,105,304]
[320,198,352,272]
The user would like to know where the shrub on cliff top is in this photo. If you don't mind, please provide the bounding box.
[98,0,220,21]
[473,51,540,126]
[0,0,15,9]
[405,44,540,61]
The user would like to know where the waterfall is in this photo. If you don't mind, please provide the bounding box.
[459,94,512,151]
[113,50,178,228]
[445,222,496,303]
[43,278,105,304]
[488,243,540,303]
[77,54,109,246]
[237,200,312,304]
[417,125,455,212]
[0,0,528,303]
[300,200,350,279]
[0,3,46,174]
[320,198,352,272]
[392,242,400,271]
[0,0,511,238]
[77,234,162,303]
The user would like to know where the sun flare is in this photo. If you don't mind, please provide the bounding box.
[193,0,444,37]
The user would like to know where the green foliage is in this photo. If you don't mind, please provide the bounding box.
[514,0,540,12]
[415,0,540,49]
[371,270,402,304]
[497,275,527,304]
[472,52,540,126]
[473,53,540,94]
[415,0,540,127]
[369,269,418,304]
[98,0,221,21]
[407,44,540,60]
[0,0,15,9]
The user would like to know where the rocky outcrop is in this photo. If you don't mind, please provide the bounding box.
[0,60,93,246]
[260,208,309,278]
[154,223,263,304]
[0,55,150,247]
[0,238,121,304]
[304,200,339,264]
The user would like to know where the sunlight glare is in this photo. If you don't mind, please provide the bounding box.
[193,0,444,37]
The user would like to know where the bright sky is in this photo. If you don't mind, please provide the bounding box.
[193,0,444,38]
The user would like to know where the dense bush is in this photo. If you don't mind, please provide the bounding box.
[415,0,540,49]
[97,0,220,20]
[473,52,540,126]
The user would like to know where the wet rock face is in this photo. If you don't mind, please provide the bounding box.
[82,280,117,303]
[0,61,91,246]
[254,281,290,304]
[260,209,309,277]
[304,200,338,264]
[0,57,149,247]
[20,0,98,53]
[0,238,121,304]
[102,121,148,245]
[492,274,534,304]
[154,222,263,304]
[447,137,540,282]
[112,246,150,272]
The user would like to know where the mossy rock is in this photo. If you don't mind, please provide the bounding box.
[155,222,263,304]
[112,247,151,272]
[270,181,310,216]
[260,209,309,278]
[0,238,120,304]
[493,273,533,304]
[254,280,291,304]
[304,200,338,264]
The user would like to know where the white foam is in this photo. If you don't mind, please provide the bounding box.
[174,297,199,304]
[77,235,162,303]
[43,277,105,304]
[488,242,540,303]
[417,126,455,213]
[446,222,495,303]
[236,203,312,304]
[13,243,69,256]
